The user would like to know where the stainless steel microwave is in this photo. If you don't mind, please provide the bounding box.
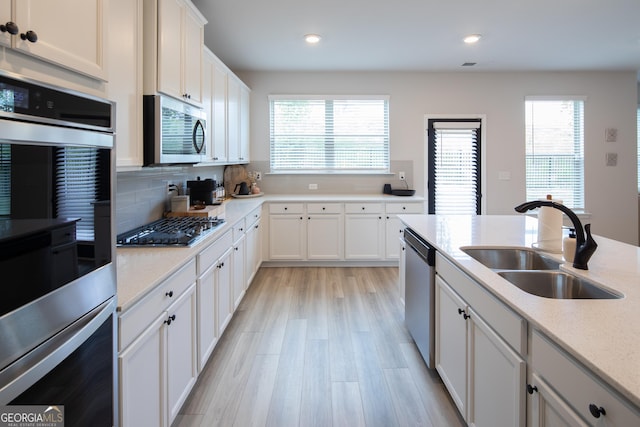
[143,94,206,165]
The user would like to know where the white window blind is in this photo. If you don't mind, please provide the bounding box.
[0,144,9,215]
[55,147,99,240]
[428,120,481,214]
[269,96,389,173]
[525,98,584,209]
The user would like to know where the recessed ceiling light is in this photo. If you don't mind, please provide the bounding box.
[304,34,322,44]
[463,34,482,44]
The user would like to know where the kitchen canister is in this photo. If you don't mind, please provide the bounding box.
[171,195,190,212]
[536,194,563,253]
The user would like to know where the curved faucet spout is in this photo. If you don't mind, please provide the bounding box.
[514,200,597,270]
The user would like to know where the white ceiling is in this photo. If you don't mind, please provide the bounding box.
[192,0,640,75]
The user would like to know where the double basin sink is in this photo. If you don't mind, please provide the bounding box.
[460,247,622,300]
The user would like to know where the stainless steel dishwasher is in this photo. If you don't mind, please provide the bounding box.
[404,227,436,368]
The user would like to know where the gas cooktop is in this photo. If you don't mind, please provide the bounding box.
[117,217,225,247]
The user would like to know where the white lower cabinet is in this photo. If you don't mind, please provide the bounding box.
[307,203,343,260]
[344,203,384,260]
[244,207,262,287]
[216,248,233,335]
[119,262,198,427]
[435,256,526,427]
[528,330,640,427]
[528,373,589,427]
[232,233,246,309]
[268,204,306,260]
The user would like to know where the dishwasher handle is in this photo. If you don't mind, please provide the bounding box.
[404,228,435,266]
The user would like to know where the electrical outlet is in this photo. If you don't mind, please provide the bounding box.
[255,171,262,181]
[309,183,318,190]
[398,171,406,181]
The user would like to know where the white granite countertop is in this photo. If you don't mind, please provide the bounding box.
[398,214,640,408]
[117,194,424,311]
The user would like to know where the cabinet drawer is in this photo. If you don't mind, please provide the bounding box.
[269,203,304,214]
[307,203,343,214]
[385,203,423,214]
[246,206,262,226]
[119,259,196,350]
[345,203,383,214]
[232,219,246,242]
[436,253,526,355]
[198,230,233,274]
[532,330,640,425]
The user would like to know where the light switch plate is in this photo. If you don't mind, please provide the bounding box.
[606,152,618,166]
[605,128,617,142]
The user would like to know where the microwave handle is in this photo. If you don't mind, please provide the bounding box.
[193,119,205,154]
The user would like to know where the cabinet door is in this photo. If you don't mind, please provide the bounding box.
[111,0,143,168]
[398,236,406,305]
[182,3,203,104]
[211,60,228,162]
[196,263,217,372]
[269,214,305,260]
[119,313,166,427]
[0,1,11,47]
[232,235,246,309]
[468,307,526,427]
[529,373,588,427]
[239,84,250,162]
[226,76,241,162]
[307,214,343,260]
[344,214,383,260]
[14,0,107,80]
[157,0,183,98]
[435,275,468,418]
[245,220,261,288]
[384,215,404,259]
[216,248,233,335]
[166,283,198,425]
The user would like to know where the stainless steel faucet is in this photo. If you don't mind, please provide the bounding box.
[514,200,597,270]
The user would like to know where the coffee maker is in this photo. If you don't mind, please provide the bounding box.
[187,177,216,205]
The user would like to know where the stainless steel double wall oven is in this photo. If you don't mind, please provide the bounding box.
[0,71,117,426]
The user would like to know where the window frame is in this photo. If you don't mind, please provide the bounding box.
[425,114,486,215]
[269,94,390,174]
[524,96,585,210]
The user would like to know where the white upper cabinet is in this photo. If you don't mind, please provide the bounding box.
[1,0,107,80]
[202,46,250,165]
[145,0,206,106]
[0,1,12,48]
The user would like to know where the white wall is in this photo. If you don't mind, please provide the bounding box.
[239,70,638,244]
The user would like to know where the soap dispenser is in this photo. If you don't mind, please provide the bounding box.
[563,228,577,263]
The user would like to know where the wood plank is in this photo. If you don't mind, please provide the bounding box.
[383,367,434,427]
[331,382,366,427]
[266,318,307,427]
[233,354,279,427]
[299,339,332,427]
[351,330,399,427]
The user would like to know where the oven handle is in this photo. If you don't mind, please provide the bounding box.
[0,297,116,404]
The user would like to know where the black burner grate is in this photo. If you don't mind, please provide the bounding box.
[117,217,225,247]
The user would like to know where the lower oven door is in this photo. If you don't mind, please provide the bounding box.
[0,297,117,427]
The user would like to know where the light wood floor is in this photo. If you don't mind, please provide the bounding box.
[173,267,465,427]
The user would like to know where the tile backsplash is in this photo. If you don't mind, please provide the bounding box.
[115,160,414,234]
[116,165,224,234]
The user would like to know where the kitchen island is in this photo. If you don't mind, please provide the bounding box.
[398,213,640,424]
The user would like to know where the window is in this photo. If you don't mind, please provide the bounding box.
[269,96,389,173]
[525,97,584,210]
[427,119,482,214]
